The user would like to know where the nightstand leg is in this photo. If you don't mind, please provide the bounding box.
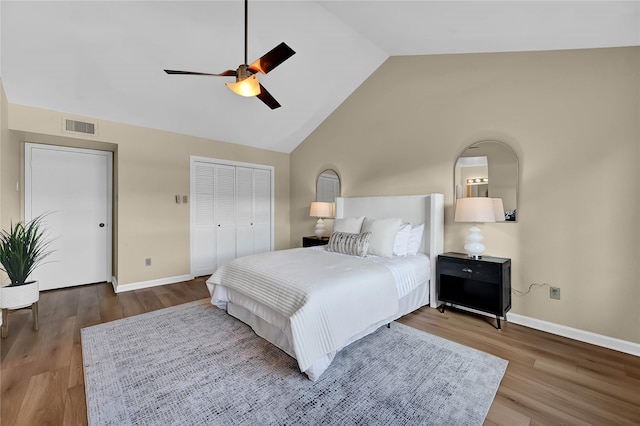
[439,304,446,314]
[496,316,501,330]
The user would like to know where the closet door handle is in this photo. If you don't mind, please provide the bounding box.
[99,223,105,228]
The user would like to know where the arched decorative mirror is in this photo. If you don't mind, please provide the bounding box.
[316,169,341,203]
[454,141,518,222]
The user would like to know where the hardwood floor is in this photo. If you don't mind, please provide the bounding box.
[399,309,640,425]
[0,278,210,426]
[1,278,638,425]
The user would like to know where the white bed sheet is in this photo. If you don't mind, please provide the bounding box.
[206,247,431,380]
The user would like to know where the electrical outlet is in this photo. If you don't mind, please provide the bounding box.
[182,195,188,203]
[550,286,561,300]
[145,258,152,266]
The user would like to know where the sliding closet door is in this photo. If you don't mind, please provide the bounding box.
[236,167,254,258]
[192,163,216,277]
[236,167,272,258]
[190,157,273,277]
[214,165,236,267]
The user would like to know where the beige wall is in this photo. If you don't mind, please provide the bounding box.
[6,104,290,287]
[0,81,21,231]
[291,47,640,344]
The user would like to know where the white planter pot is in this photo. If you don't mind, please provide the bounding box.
[0,280,39,310]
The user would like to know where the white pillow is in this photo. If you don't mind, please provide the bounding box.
[406,223,425,255]
[333,216,365,234]
[362,217,403,258]
[393,223,411,256]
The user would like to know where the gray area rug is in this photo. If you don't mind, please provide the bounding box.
[81,300,507,425]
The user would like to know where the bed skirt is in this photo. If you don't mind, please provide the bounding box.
[220,283,429,380]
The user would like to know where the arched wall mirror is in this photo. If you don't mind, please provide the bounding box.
[316,169,341,203]
[454,141,518,222]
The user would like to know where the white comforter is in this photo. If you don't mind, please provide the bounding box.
[208,248,408,374]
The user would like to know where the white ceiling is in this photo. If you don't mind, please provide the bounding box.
[1,1,638,153]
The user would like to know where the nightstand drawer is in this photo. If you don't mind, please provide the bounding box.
[438,260,500,283]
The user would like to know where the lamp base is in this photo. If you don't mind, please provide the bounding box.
[464,225,486,258]
[314,218,326,238]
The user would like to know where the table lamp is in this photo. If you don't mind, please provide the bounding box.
[309,202,334,238]
[454,197,496,258]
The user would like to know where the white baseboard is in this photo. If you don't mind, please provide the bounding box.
[441,303,639,357]
[507,313,640,357]
[112,274,193,293]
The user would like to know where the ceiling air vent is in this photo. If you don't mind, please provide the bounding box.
[63,118,98,136]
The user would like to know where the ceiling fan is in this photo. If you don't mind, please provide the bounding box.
[164,0,295,109]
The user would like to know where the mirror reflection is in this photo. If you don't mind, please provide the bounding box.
[316,169,340,203]
[455,141,518,222]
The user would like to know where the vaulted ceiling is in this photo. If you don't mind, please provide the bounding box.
[1,1,638,153]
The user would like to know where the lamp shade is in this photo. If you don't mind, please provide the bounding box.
[309,201,333,218]
[492,198,506,222]
[225,74,260,97]
[454,197,496,223]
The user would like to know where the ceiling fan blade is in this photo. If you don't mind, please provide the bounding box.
[164,69,237,77]
[256,84,281,109]
[248,42,295,75]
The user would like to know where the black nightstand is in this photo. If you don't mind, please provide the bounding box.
[302,236,330,247]
[436,252,511,330]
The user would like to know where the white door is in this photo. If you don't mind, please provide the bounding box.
[192,162,216,277]
[236,167,272,257]
[25,143,112,291]
[214,164,237,267]
[235,167,254,258]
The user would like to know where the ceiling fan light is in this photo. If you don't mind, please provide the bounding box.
[225,74,261,97]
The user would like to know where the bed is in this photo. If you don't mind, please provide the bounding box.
[206,194,444,380]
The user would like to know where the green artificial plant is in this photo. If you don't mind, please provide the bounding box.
[0,215,54,287]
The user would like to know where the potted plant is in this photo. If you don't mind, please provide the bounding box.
[0,214,54,338]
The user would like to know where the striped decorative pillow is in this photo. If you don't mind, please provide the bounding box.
[328,231,372,257]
